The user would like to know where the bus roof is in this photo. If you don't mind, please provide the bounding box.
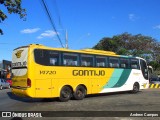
[27,44,118,56]
[81,49,116,55]
[15,44,145,59]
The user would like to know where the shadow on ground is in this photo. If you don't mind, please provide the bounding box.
[7,91,58,103]
[7,90,142,103]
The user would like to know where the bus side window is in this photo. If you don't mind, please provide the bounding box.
[130,59,139,69]
[63,53,78,66]
[34,49,60,66]
[50,58,57,65]
[109,63,113,68]
[49,51,60,66]
[120,58,129,68]
[131,65,138,69]
[96,56,106,67]
[81,61,87,66]
[109,57,119,68]
[81,54,94,67]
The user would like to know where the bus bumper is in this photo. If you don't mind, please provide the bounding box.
[11,87,31,97]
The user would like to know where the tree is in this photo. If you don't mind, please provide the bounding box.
[93,37,119,52]
[93,32,158,57]
[112,33,156,56]
[0,0,26,35]
[93,33,160,70]
[149,61,160,71]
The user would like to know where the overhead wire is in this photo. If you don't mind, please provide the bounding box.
[52,0,66,38]
[40,0,64,48]
[53,0,64,29]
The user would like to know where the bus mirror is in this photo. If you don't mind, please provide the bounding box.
[148,66,153,74]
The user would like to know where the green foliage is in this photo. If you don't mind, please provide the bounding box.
[93,37,118,52]
[117,48,130,55]
[93,32,160,70]
[93,32,158,56]
[0,0,26,35]
[149,61,160,71]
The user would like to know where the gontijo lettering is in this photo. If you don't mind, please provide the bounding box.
[72,70,105,76]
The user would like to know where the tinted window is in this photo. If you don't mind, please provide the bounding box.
[140,59,148,80]
[120,58,129,68]
[131,59,139,69]
[81,54,94,67]
[109,57,119,68]
[96,56,107,67]
[63,53,78,66]
[34,49,60,66]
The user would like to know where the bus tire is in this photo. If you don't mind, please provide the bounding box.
[73,85,86,100]
[132,83,139,93]
[59,86,72,102]
[0,85,2,90]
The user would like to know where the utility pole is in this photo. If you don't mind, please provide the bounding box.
[65,29,68,49]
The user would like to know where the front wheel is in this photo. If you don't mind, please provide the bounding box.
[59,86,72,102]
[0,85,2,90]
[132,83,139,93]
[73,85,86,100]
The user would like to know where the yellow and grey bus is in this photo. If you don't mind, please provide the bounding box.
[12,44,149,102]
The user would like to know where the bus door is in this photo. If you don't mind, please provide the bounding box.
[91,78,100,93]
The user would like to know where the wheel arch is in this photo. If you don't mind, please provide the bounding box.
[134,82,140,88]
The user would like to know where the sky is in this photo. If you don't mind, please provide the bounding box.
[0,0,160,61]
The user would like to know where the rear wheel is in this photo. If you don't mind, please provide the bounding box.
[59,86,72,102]
[132,83,139,93]
[73,85,86,100]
